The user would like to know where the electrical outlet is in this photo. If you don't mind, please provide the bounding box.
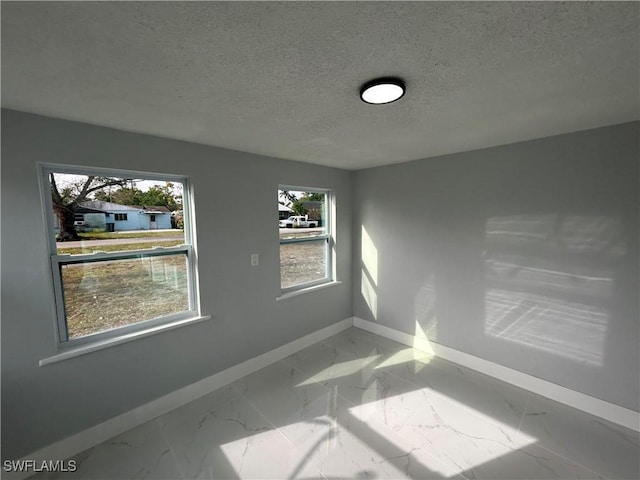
[251,253,259,266]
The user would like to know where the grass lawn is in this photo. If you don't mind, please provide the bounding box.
[62,254,189,338]
[280,240,327,289]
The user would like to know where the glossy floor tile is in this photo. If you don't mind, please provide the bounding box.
[31,327,639,479]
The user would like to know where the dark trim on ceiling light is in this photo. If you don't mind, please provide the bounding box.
[360,77,406,104]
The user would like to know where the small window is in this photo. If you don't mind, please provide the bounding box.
[40,164,199,345]
[278,187,333,292]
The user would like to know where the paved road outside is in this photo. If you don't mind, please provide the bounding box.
[279,227,324,235]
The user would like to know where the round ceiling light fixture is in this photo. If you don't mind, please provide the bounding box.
[360,77,405,104]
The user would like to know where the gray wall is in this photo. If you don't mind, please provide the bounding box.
[353,122,639,412]
[0,109,353,459]
[3,109,638,460]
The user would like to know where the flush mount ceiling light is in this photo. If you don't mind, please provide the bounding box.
[360,77,405,104]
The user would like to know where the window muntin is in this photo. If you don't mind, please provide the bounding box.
[41,164,197,345]
[278,187,333,292]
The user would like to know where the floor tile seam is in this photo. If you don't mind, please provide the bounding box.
[360,367,444,422]
[333,410,469,480]
[193,386,247,417]
[274,422,329,477]
[250,396,335,480]
[154,389,245,479]
[299,361,385,390]
[235,380,329,439]
[266,359,342,400]
[275,423,322,475]
[381,420,600,480]
[364,415,470,479]
[216,389,324,476]
[516,395,532,437]
[526,440,616,480]
[379,362,534,436]
[176,382,245,412]
[233,358,361,428]
[164,440,188,480]
[517,395,619,479]
[154,419,190,480]
[279,355,338,380]
[284,357,334,381]
[303,368,411,412]
[260,380,350,428]
[311,344,415,382]
[228,384,277,429]
[299,362,439,421]
[159,385,315,479]
[388,396,569,476]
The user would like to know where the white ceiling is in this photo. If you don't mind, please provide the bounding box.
[2,2,638,170]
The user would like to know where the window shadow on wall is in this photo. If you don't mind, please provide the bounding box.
[483,214,626,367]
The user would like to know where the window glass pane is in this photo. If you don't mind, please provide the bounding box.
[278,190,326,238]
[278,188,331,290]
[280,240,327,289]
[60,253,189,339]
[48,173,184,255]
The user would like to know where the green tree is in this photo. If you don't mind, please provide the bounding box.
[301,192,324,202]
[290,200,308,216]
[299,192,324,221]
[94,186,144,205]
[51,174,129,241]
[95,182,182,211]
[138,184,181,211]
[279,190,305,215]
[278,190,298,206]
[278,190,325,217]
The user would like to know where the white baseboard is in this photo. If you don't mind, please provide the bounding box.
[353,317,640,432]
[7,317,354,480]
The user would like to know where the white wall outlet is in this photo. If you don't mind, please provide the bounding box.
[251,253,259,266]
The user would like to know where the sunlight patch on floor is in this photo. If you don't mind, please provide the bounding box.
[296,355,382,386]
[349,388,538,477]
[375,347,434,371]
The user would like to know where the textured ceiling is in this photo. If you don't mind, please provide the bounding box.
[2,2,638,170]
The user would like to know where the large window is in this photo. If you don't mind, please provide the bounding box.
[40,164,199,346]
[278,187,333,292]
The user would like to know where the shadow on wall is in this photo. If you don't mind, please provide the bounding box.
[482,214,625,367]
[359,210,631,372]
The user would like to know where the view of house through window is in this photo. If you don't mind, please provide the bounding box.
[278,187,332,291]
[43,166,195,343]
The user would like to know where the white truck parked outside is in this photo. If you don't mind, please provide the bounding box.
[279,215,319,228]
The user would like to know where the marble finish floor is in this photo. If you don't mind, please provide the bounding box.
[34,328,639,479]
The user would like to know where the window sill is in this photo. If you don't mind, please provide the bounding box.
[39,315,212,366]
[276,280,342,302]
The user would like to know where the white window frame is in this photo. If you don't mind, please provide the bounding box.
[39,163,201,348]
[279,185,334,294]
